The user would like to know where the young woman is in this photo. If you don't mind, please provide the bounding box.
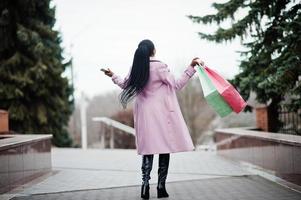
[102,39,203,199]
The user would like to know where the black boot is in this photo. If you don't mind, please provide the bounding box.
[157,153,170,198]
[141,154,154,199]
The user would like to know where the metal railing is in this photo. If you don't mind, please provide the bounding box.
[278,106,301,135]
[92,117,135,149]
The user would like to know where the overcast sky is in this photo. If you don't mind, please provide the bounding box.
[53,0,243,99]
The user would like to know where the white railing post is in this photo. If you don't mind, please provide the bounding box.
[100,122,105,149]
[110,123,114,149]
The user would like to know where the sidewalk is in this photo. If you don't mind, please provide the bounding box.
[2,148,301,200]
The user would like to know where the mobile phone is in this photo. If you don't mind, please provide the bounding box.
[100,68,109,73]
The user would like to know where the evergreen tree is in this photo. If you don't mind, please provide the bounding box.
[0,0,74,146]
[188,0,301,132]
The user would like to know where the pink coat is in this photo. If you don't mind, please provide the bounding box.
[111,59,196,155]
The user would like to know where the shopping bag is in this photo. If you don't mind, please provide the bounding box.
[196,66,232,117]
[203,66,247,113]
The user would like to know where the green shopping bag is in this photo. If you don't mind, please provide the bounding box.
[196,66,232,117]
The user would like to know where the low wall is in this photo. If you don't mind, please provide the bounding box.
[214,128,301,186]
[0,110,9,133]
[0,134,52,194]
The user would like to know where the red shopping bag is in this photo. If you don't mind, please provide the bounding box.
[204,66,247,113]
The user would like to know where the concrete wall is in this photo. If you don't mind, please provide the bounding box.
[214,128,301,186]
[0,135,52,194]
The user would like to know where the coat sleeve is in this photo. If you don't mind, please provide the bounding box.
[111,69,131,89]
[111,73,130,89]
[157,64,196,90]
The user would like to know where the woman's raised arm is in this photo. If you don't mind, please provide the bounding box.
[157,64,196,91]
[111,73,130,89]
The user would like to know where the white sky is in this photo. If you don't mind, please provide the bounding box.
[53,0,244,99]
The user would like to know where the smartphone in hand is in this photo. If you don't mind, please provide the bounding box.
[101,68,113,77]
[100,68,109,73]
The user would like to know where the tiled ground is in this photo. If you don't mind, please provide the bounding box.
[14,149,251,195]
[11,176,301,200]
[2,148,301,200]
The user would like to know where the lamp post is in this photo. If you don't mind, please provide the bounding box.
[80,91,88,149]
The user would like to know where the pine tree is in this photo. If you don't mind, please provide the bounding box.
[188,0,301,132]
[0,0,74,146]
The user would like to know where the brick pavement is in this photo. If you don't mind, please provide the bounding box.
[2,148,301,200]
[13,149,250,195]
[11,176,301,200]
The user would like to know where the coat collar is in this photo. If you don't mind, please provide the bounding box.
[150,56,161,62]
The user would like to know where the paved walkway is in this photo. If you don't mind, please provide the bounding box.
[2,148,301,200]
[11,176,301,200]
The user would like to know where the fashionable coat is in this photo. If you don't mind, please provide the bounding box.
[111,59,196,155]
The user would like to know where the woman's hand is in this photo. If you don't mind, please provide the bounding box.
[101,68,114,77]
[190,57,204,67]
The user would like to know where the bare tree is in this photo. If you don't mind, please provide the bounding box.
[177,77,216,144]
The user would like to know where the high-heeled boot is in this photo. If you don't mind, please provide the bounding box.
[157,153,170,198]
[141,154,154,199]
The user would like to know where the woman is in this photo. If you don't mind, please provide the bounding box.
[102,39,203,199]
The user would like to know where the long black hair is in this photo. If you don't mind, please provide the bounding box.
[119,39,155,108]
